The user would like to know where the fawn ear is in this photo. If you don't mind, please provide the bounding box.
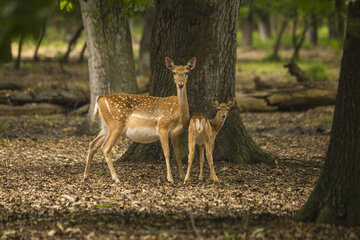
[212,97,219,108]
[186,57,196,71]
[165,57,175,70]
[227,97,236,108]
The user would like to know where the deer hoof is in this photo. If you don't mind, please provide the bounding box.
[113,176,120,183]
[167,176,174,183]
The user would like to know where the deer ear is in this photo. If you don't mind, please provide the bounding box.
[227,97,236,108]
[212,97,219,107]
[165,57,175,70]
[186,57,196,71]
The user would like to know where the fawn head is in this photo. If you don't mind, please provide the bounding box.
[165,57,196,89]
[212,97,236,120]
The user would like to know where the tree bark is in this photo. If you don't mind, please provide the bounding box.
[257,14,272,42]
[33,19,47,62]
[79,0,138,124]
[296,0,360,226]
[61,24,83,64]
[240,10,253,47]
[120,0,273,165]
[137,6,155,76]
[14,36,24,70]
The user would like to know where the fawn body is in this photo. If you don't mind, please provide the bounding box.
[184,97,235,183]
[84,57,196,183]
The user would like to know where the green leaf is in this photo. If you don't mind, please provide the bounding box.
[59,0,73,12]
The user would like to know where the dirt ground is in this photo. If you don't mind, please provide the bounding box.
[1,106,360,239]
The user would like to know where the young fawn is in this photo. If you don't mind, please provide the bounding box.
[84,57,196,183]
[184,97,235,183]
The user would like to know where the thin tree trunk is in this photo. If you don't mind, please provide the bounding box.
[271,20,287,60]
[80,0,138,124]
[33,19,47,61]
[14,36,24,70]
[137,6,155,76]
[120,0,273,165]
[292,16,308,60]
[328,16,337,40]
[306,14,317,46]
[258,14,272,42]
[61,25,83,64]
[241,10,253,47]
[296,0,360,226]
[0,35,12,63]
[78,42,87,62]
[336,0,346,41]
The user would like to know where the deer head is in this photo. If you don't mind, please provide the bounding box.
[165,57,196,89]
[212,97,236,120]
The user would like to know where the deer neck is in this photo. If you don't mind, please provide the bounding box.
[209,114,225,133]
[176,86,189,123]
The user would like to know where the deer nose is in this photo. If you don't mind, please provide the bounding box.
[221,114,226,119]
[178,83,184,88]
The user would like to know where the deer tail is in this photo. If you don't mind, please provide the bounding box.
[195,118,206,133]
[93,96,101,119]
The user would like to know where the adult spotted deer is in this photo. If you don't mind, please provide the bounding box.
[184,97,235,183]
[84,57,196,183]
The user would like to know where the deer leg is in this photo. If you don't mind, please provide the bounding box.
[205,143,219,182]
[184,135,196,184]
[171,135,185,179]
[101,128,122,183]
[84,133,105,180]
[198,145,205,181]
[159,130,173,183]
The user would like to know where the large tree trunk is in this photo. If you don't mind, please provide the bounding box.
[120,0,273,165]
[137,6,155,76]
[258,14,272,42]
[296,0,360,226]
[240,10,253,47]
[0,34,12,63]
[79,0,138,124]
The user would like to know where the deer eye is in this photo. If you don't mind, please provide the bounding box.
[172,72,176,75]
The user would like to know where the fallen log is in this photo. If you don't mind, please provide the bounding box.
[0,88,89,108]
[237,87,336,112]
[0,103,66,116]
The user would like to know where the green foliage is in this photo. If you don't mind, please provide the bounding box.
[305,63,329,80]
[60,0,74,12]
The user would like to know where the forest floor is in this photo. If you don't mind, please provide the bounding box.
[1,47,359,239]
[1,107,360,239]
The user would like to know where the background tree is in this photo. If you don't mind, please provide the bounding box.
[79,0,140,124]
[0,0,55,68]
[120,0,273,165]
[137,6,155,77]
[296,0,360,226]
[240,7,254,47]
